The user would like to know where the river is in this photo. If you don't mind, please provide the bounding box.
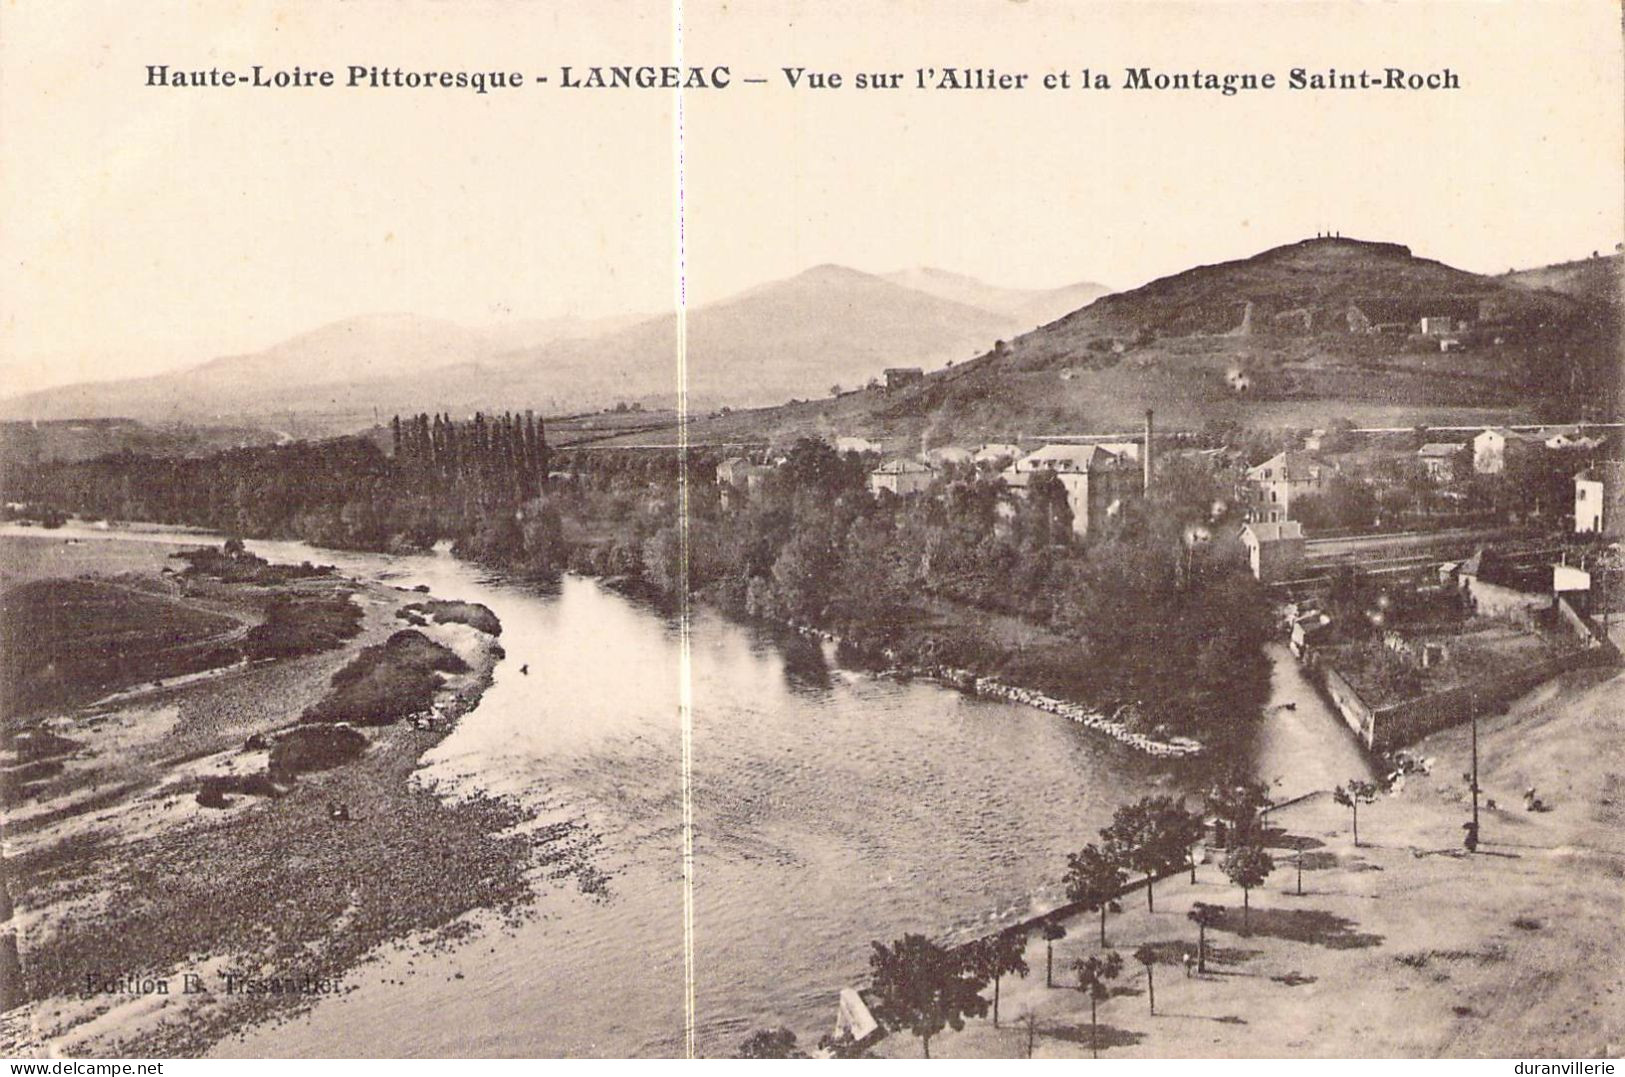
[8,524,1370,1056]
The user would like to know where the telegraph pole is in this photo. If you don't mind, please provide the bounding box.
[1465,686,1481,851]
[1471,703,1480,832]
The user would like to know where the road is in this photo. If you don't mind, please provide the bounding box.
[1253,642,1380,801]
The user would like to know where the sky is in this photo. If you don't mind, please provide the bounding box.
[2,0,1621,397]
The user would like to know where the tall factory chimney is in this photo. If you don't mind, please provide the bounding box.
[1142,409,1154,493]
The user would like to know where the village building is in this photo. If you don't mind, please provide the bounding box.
[1240,520,1305,583]
[882,367,924,391]
[1416,442,1464,482]
[1245,450,1326,523]
[1346,297,1481,336]
[923,445,975,467]
[833,435,883,455]
[867,458,935,497]
[1002,443,1140,538]
[972,442,1022,465]
[1092,440,1142,462]
[1542,426,1608,452]
[1574,461,1625,536]
[1472,427,1541,475]
[715,456,772,495]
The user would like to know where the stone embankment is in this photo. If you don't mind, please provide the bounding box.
[783,622,1204,759]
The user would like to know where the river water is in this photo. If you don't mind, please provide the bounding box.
[8,525,1368,1056]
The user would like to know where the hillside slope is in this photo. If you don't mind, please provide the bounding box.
[882,268,1110,332]
[1505,252,1622,307]
[676,237,1620,446]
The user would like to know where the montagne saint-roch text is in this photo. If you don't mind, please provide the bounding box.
[142,64,1463,95]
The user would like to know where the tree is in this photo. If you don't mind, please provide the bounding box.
[1204,772,1273,848]
[1071,951,1123,1058]
[1041,922,1067,987]
[1016,1011,1039,1058]
[967,929,1029,1027]
[736,1028,805,1058]
[1222,844,1275,934]
[1101,796,1194,912]
[1187,902,1223,973]
[867,933,990,1058]
[1133,944,1158,1015]
[1181,806,1207,883]
[1334,779,1382,847]
[1064,843,1126,946]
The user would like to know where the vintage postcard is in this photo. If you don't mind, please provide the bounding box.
[1,0,1621,1061]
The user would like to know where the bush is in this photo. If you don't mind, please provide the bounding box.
[242,595,364,660]
[304,630,469,726]
[399,600,502,636]
[268,725,368,773]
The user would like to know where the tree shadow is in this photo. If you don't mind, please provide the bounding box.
[1043,1022,1145,1052]
[1206,945,1263,967]
[1158,1012,1249,1023]
[1215,906,1383,949]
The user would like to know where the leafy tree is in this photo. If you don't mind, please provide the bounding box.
[1133,944,1159,1015]
[1221,844,1275,934]
[1064,843,1126,945]
[1071,951,1123,1058]
[1187,902,1223,973]
[1041,921,1067,988]
[867,933,989,1058]
[736,1027,805,1058]
[1333,779,1382,847]
[1101,796,1194,912]
[1204,772,1273,848]
[967,929,1029,1027]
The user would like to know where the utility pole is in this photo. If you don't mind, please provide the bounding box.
[1471,704,1480,832]
[1464,686,1481,852]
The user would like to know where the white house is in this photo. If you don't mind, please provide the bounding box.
[1003,444,1140,538]
[973,442,1022,465]
[1417,443,1464,482]
[1575,461,1624,535]
[1240,520,1305,582]
[834,435,883,455]
[1245,451,1326,523]
[923,446,975,467]
[868,458,935,497]
[1472,427,1540,475]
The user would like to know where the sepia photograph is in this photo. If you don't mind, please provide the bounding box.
[0,0,1621,1062]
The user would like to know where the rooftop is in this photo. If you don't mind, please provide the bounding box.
[1244,520,1304,542]
[1016,443,1124,472]
[872,458,934,474]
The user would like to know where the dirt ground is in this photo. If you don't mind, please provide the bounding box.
[0,539,586,1057]
[873,664,1625,1059]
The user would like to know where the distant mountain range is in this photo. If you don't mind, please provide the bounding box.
[0,267,1110,433]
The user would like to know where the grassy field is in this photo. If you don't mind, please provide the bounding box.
[0,578,245,722]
